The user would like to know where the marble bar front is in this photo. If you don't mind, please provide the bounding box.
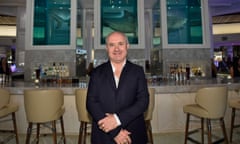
[1,78,240,135]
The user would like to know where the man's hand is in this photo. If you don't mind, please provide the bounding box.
[114,129,132,144]
[98,113,118,133]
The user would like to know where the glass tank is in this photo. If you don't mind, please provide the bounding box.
[33,0,71,45]
[167,0,203,44]
[153,0,161,47]
[100,0,138,44]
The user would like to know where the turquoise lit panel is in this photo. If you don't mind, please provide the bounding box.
[152,0,161,47]
[166,0,203,44]
[33,0,71,45]
[100,0,138,44]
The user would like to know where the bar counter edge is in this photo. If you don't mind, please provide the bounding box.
[5,78,240,95]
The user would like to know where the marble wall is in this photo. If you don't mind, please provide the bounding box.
[24,50,76,81]
[24,49,146,82]
[94,49,146,68]
[162,48,212,78]
[23,47,212,81]
[94,48,212,78]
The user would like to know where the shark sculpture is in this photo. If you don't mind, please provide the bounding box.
[102,9,188,34]
[167,15,187,32]
[102,10,137,33]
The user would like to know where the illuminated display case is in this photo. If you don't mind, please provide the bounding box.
[166,0,203,44]
[94,0,145,49]
[160,0,210,49]
[100,0,138,44]
[25,0,77,49]
[33,0,71,45]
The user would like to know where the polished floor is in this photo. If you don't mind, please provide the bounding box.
[1,129,240,144]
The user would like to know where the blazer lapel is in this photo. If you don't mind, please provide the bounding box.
[105,61,117,90]
[117,61,130,90]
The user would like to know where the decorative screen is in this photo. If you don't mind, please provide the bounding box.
[167,0,203,44]
[100,0,138,44]
[33,0,71,45]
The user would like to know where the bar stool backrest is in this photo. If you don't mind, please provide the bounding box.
[0,88,10,109]
[24,89,64,123]
[144,88,155,121]
[195,86,228,119]
[75,88,91,123]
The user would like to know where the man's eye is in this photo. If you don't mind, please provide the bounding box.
[119,42,124,46]
[109,44,114,47]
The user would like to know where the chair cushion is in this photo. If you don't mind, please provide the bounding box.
[0,89,10,109]
[183,104,209,118]
[27,106,65,123]
[229,99,240,109]
[0,104,19,118]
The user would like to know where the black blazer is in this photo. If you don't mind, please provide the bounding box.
[86,60,149,144]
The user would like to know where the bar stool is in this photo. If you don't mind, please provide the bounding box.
[144,88,155,144]
[0,88,19,144]
[229,98,240,143]
[24,89,66,144]
[75,88,91,144]
[183,86,228,144]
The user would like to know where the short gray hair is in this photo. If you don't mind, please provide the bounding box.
[105,31,129,44]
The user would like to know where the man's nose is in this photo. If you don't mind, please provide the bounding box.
[114,44,120,50]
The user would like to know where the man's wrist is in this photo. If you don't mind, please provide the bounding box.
[113,113,121,126]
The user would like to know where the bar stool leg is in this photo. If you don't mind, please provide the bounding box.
[220,118,228,144]
[84,122,87,144]
[78,127,81,144]
[184,114,190,144]
[201,118,204,144]
[11,112,19,144]
[60,116,66,144]
[146,120,154,144]
[26,123,32,144]
[52,121,57,144]
[207,119,212,144]
[79,121,84,144]
[36,123,40,144]
[230,108,235,143]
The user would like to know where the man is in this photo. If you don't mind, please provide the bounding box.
[86,31,149,144]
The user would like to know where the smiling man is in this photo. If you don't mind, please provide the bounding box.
[86,31,149,144]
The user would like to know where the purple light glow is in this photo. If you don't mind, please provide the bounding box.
[10,64,16,72]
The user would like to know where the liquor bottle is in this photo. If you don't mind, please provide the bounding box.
[186,64,190,80]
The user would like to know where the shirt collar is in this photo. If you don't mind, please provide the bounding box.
[111,59,126,73]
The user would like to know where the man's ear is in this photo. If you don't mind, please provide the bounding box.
[127,43,130,49]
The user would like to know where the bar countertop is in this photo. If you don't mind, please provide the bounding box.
[4,77,240,95]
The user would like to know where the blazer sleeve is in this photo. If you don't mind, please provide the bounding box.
[86,70,106,122]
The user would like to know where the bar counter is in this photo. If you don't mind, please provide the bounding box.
[2,77,240,134]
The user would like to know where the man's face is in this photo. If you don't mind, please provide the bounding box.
[106,33,129,64]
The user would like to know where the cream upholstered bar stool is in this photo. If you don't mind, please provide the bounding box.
[24,89,66,144]
[183,86,228,144]
[0,88,19,144]
[228,98,240,143]
[75,88,92,144]
[144,88,155,144]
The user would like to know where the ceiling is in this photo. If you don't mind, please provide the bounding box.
[210,0,240,24]
[0,0,240,22]
[0,0,240,16]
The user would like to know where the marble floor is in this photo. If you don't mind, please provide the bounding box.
[1,129,240,144]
